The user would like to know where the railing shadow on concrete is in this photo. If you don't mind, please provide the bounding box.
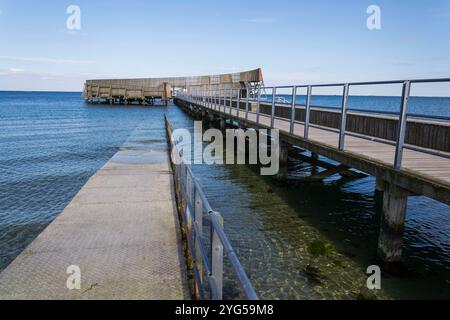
[165,115,259,301]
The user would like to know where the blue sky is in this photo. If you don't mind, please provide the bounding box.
[0,0,450,94]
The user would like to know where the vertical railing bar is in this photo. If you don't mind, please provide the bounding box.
[245,88,249,120]
[237,89,241,119]
[338,84,350,151]
[220,89,223,113]
[290,86,297,134]
[271,87,277,128]
[304,85,312,139]
[210,212,224,300]
[256,86,261,124]
[229,88,233,115]
[194,184,203,299]
[394,80,411,169]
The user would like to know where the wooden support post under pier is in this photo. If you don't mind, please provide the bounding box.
[219,118,226,130]
[377,179,411,263]
[276,142,289,181]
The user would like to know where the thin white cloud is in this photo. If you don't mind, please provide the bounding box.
[245,17,277,24]
[9,68,25,73]
[0,67,123,79]
[0,56,94,65]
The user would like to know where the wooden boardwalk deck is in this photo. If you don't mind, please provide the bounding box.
[0,127,188,300]
[242,111,450,185]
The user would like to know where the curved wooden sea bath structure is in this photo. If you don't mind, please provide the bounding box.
[83,68,264,105]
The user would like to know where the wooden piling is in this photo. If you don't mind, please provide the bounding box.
[276,143,289,181]
[377,181,409,263]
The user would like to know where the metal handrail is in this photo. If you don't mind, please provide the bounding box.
[165,115,259,300]
[177,77,450,169]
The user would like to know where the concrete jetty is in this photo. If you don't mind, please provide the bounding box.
[0,126,188,300]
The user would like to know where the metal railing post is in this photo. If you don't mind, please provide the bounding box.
[229,88,233,115]
[290,86,297,134]
[194,186,203,299]
[271,87,277,128]
[256,87,261,124]
[304,85,312,139]
[210,212,224,300]
[216,89,218,111]
[338,84,350,151]
[237,89,241,118]
[394,80,411,169]
[223,89,226,113]
[245,88,250,120]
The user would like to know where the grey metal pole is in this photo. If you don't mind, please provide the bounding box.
[271,87,277,128]
[229,88,233,115]
[256,87,261,124]
[210,212,224,300]
[245,88,250,120]
[394,81,411,169]
[304,86,312,139]
[237,89,241,118]
[338,84,350,151]
[194,187,203,298]
[290,86,297,134]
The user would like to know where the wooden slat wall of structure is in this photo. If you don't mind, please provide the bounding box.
[83,68,263,100]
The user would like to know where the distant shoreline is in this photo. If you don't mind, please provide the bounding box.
[0,90,83,94]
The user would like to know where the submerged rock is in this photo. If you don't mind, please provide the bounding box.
[308,240,331,256]
[300,265,326,286]
[354,288,379,300]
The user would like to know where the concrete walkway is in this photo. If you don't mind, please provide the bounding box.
[0,125,189,300]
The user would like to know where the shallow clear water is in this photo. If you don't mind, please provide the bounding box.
[1,92,449,299]
[166,106,450,300]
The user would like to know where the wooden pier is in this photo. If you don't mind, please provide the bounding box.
[175,79,450,265]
